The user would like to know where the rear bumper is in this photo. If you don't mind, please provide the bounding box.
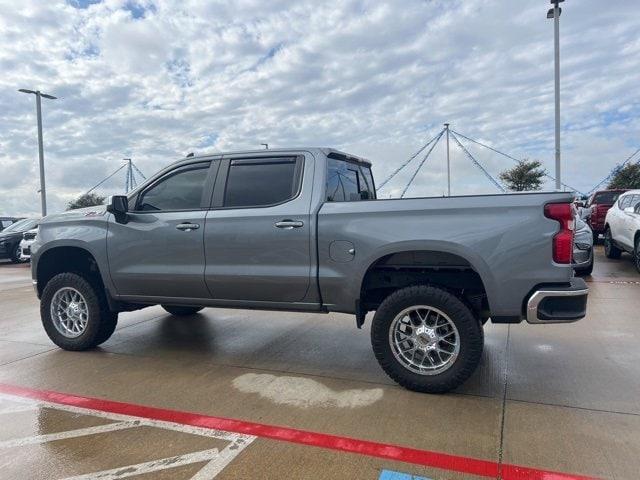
[526,278,588,324]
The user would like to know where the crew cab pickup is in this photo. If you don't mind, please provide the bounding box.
[31,148,588,393]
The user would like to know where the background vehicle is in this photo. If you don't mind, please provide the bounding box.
[31,148,588,393]
[587,189,627,243]
[604,189,640,272]
[0,218,39,263]
[0,217,23,232]
[573,216,594,276]
[19,228,38,262]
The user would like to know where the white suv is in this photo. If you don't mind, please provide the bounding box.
[604,189,640,272]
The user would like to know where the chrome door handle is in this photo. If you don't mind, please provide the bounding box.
[275,220,304,229]
[176,223,200,231]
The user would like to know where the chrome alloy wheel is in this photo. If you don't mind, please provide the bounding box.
[388,305,460,375]
[50,287,89,338]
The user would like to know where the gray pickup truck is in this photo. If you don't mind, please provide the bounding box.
[31,148,588,393]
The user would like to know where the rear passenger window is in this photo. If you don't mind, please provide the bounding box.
[326,158,376,202]
[223,157,302,208]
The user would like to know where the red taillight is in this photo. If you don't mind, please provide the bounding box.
[544,203,575,264]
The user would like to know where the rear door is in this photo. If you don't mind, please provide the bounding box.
[203,154,314,303]
[108,160,217,299]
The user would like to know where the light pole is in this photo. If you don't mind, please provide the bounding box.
[18,89,57,217]
[547,0,563,190]
[444,123,451,196]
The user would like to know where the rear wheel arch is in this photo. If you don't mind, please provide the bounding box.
[359,249,492,323]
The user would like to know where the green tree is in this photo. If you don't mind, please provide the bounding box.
[499,159,546,192]
[67,193,106,210]
[607,163,640,189]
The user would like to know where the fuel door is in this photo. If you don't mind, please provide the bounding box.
[329,240,356,263]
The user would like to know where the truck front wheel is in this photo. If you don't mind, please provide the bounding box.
[41,273,118,350]
[371,285,484,394]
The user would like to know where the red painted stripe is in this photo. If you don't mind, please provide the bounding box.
[0,383,597,480]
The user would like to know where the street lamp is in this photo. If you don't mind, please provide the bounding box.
[18,89,57,217]
[547,0,563,191]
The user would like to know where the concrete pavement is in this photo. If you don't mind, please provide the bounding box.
[0,247,638,479]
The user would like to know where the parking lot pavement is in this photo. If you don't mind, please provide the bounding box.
[0,246,638,479]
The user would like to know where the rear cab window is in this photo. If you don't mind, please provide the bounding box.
[326,156,376,202]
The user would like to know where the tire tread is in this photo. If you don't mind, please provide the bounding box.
[41,272,117,350]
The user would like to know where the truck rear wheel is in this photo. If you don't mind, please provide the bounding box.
[161,305,204,316]
[41,273,118,350]
[371,285,483,394]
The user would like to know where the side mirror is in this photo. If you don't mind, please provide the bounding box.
[624,206,635,214]
[106,195,129,223]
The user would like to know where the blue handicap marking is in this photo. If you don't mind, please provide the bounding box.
[378,469,431,480]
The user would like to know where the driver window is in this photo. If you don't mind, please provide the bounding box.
[136,163,210,212]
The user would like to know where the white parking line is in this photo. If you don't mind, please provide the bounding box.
[0,392,256,479]
[0,393,241,442]
[59,448,222,480]
[0,421,139,448]
[0,404,39,415]
[190,436,254,480]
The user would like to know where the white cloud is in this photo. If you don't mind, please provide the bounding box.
[0,0,639,215]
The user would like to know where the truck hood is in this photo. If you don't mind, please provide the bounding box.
[41,205,107,224]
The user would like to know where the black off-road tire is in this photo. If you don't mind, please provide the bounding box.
[161,305,204,316]
[371,285,484,394]
[41,273,118,351]
[634,237,640,274]
[604,228,621,259]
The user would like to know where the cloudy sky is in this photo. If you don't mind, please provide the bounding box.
[1,0,639,215]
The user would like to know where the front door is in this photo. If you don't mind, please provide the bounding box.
[108,161,215,299]
[204,155,313,303]
[622,194,640,248]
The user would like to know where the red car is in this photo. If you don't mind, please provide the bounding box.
[587,189,628,242]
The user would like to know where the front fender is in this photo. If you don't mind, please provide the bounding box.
[32,218,112,293]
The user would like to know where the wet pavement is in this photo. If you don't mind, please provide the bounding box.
[0,247,638,479]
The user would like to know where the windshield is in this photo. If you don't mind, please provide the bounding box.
[592,191,623,205]
[2,219,37,233]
